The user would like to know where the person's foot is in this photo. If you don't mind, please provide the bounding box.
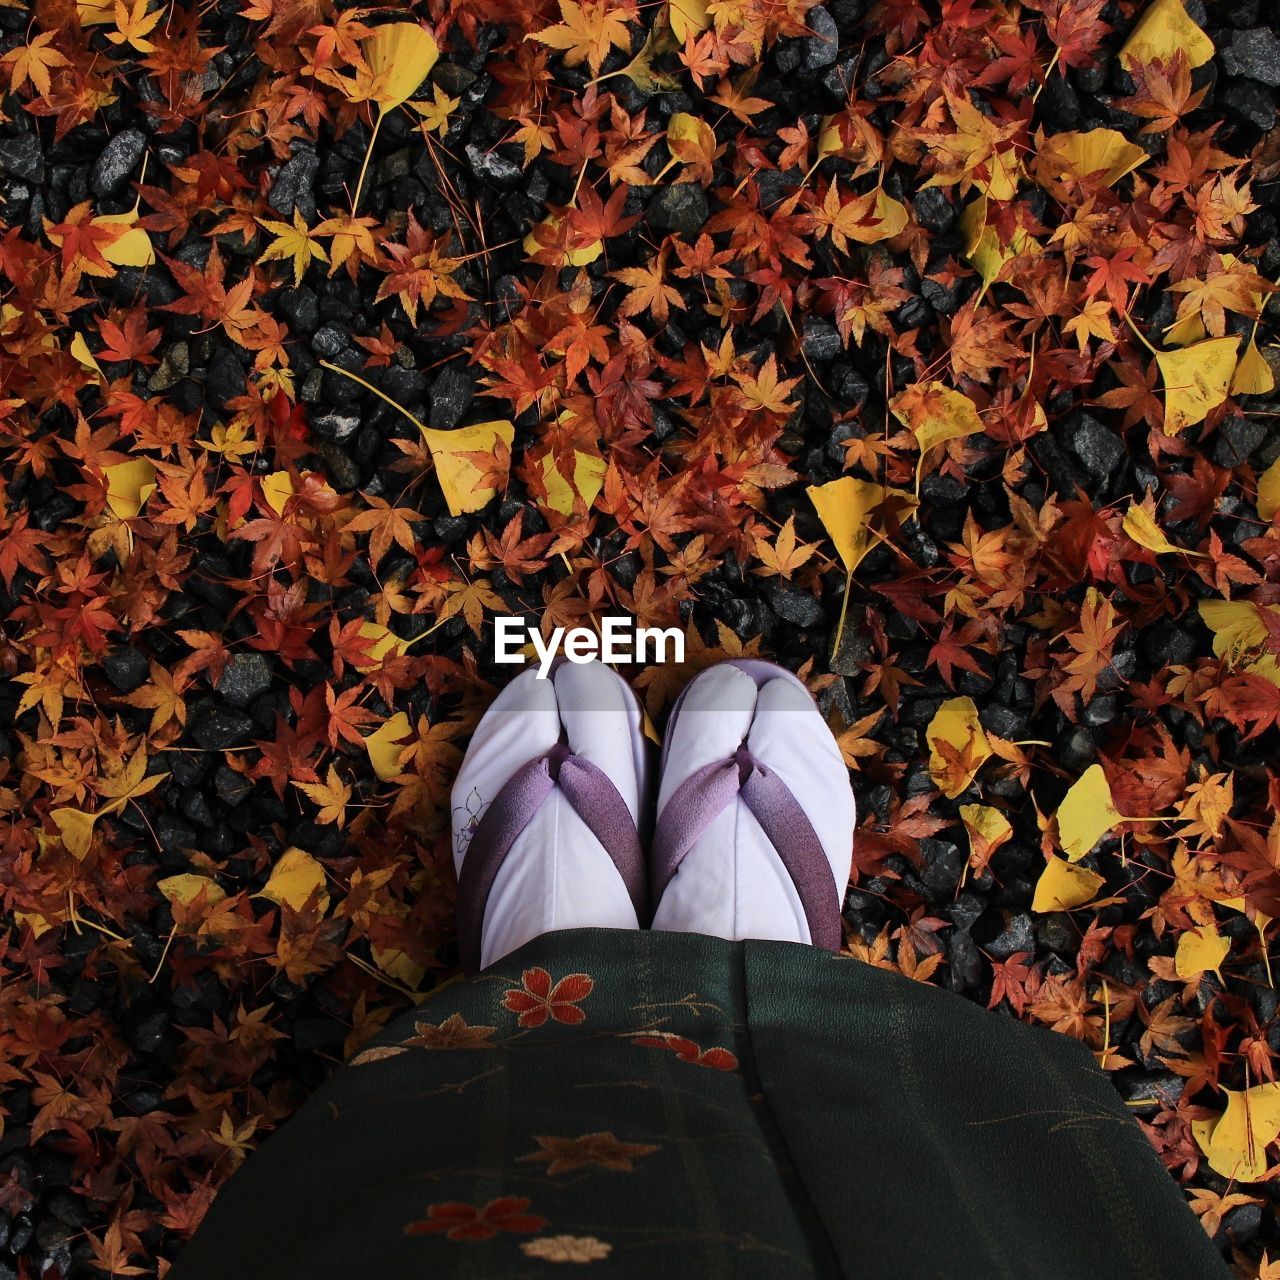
[650,660,854,948]
[451,659,650,971]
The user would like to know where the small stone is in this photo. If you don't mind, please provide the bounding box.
[801,317,842,363]
[147,342,190,393]
[91,128,145,197]
[1219,78,1277,131]
[218,652,272,707]
[429,364,476,430]
[1038,74,1082,128]
[1212,415,1266,467]
[1061,410,1125,476]
[803,6,839,69]
[0,132,42,183]
[205,346,245,403]
[1028,432,1087,496]
[101,645,149,693]
[127,1006,170,1054]
[277,286,319,334]
[156,812,198,854]
[647,184,709,235]
[920,838,964,898]
[1034,912,1078,955]
[191,704,256,750]
[947,928,984,991]
[311,407,361,441]
[465,143,523,189]
[767,581,825,627]
[984,910,1035,960]
[269,147,319,218]
[433,62,476,96]
[912,187,955,234]
[316,441,361,491]
[1221,27,1280,87]
[213,764,252,806]
[310,322,349,359]
[181,787,216,828]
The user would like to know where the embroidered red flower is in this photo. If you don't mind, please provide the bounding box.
[503,968,593,1028]
[631,1032,738,1072]
[405,1196,548,1242]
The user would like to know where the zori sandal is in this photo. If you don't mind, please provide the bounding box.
[650,659,854,949]
[451,659,651,973]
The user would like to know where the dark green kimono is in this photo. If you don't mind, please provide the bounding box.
[169,928,1226,1279]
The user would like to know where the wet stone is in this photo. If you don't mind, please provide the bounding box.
[91,128,145,196]
[0,132,42,183]
[218,652,272,707]
[190,704,256,750]
[767,581,825,627]
[101,645,149,693]
[1221,27,1280,86]
[647,184,709,235]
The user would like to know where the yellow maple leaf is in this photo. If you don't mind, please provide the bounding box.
[292,766,351,829]
[257,210,329,287]
[528,0,635,74]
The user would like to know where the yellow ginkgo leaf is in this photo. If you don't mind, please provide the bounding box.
[959,803,1012,874]
[364,711,413,781]
[261,471,295,516]
[1174,924,1230,979]
[926,697,992,799]
[1032,128,1147,190]
[260,846,329,912]
[1192,1083,1280,1182]
[667,0,709,42]
[1232,337,1275,397]
[70,332,104,380]
[523,215,602,266]
[960,803,1012,847]
[805,476,888,574]
[1119,0,1214,71]
[1057,764,1123,861]
[959,196,1039,296]
[364,22,440,110]
[1156,335,1238,435]
[541,450,606,516]
[1122,502,1180,555]
[423,420,515,515]
[1163,312,1206,347]
[1032,855,1105,912]
[50,808,99,860]
[1258,457,1280,523]
[158,873,227,908]
[372,944,426,988]
[355,621,413,669]
[95,209,155,267]
[104,458,157,520]
[1198,598,1271,663]
[890,382,984,491]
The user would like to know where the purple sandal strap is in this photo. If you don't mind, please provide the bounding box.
[456,743,647,973]
[651,745,842,951]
